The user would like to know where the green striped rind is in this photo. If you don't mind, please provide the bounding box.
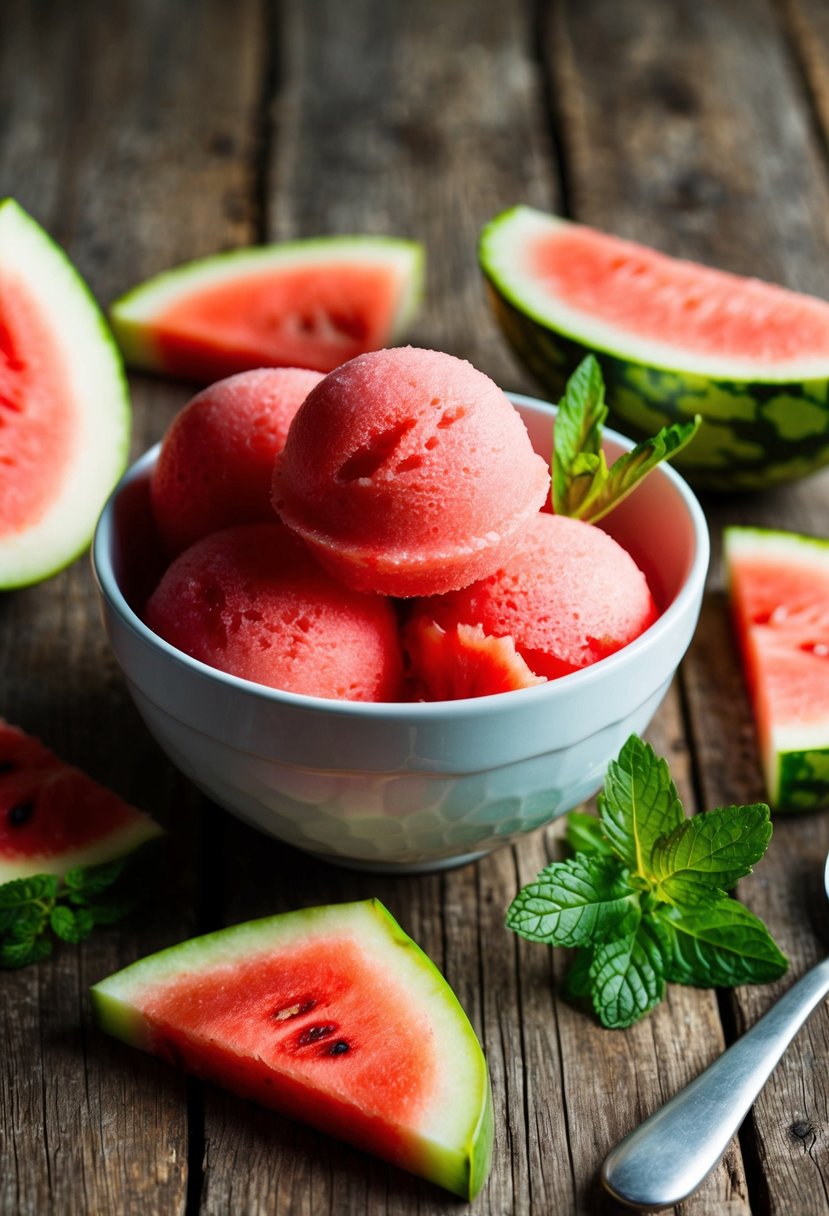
[0,199,131,587]
[91,899,492,1200]
[724,527,829,811]
[110,236,425,374]
[480,211,829,492]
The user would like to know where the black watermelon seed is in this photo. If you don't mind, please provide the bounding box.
[8,801,34,827]
[326,1040,350,1056]
[298,1023,336,1045]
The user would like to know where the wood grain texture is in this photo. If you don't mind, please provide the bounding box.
[4,0,829,1213]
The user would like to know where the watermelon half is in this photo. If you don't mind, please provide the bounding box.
[0,719,163,881]
[725,528,829,810]
[109,237,424,381]
[0,199,131,588]
[480,205,829,491]
[92,900,493,1199]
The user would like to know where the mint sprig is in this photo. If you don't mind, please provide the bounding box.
[552,355,701,522]
[0,855,143,968]
[506,734,788,1028]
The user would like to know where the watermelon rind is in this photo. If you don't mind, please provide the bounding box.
[91,899,493,1199]
[0,199,131,589]
[480,206,829,491]
[109,236,425,376]
[724,526,829,810]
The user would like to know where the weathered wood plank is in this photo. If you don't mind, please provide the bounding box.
[546,0,829,1211]
[0,1,264,1212]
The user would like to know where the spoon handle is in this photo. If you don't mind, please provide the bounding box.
[601,955,829,1211]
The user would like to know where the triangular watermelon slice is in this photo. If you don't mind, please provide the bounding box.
[724,527,829,809]
[0,720,163,882]
[92,900,493,1199]
[0,200,131,588]
[109,237,424,381]
[404,617,546,699]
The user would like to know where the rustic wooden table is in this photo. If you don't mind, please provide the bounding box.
[3,1,829,1213]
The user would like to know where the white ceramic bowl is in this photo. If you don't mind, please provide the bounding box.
[92,394,709,873]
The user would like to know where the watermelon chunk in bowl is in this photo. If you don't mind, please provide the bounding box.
[481,205,829,491]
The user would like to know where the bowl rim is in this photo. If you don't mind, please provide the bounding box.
[92,391,710,722]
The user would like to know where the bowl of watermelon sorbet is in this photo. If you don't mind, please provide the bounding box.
[92,393,709,874]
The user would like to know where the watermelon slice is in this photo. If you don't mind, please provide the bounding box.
[404,617,546,700]
[724,527,829,810]
[109,237,424,381]
[91,900,493,1199]
[480,205,829,490]
[0,720,163,882]
[0,199,131,588]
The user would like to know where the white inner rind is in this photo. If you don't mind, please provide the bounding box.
[0,200,130,586]
[482,206,829,382]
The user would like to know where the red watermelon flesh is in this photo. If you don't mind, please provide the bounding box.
[404,618,547,700]
[109,238,424,382]
[725,528,829,809]
[0,275,75,535]
[91,900,493,1199]
[524,219,829,366]
[0,720,163,881]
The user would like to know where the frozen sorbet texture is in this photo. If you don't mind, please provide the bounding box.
[414,512,658,679]
[271,347,551,596]
[151,367,324,555]
[145,523,403,701]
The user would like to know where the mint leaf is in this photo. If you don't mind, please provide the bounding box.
[565,811,614,857]
[50,905,95,944]
[598,735,684,876]
[551,355,700,523]
[652,804,772,902]
[575,417,700,524]
[64,857,127,898]
[562,948,595,1000]
[589,921,666,1029]
[0,874,58,908]
[655,898,788,987]
[552,355,608,517]
[506,854,641,947]
[0,936,52,968]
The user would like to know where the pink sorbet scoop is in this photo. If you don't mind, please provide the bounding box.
[271,347,551,596]
[151,367,324,556]
[412,512,658,679]
[145,523,404,701]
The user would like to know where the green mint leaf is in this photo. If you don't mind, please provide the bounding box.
[598,735,684,876]
[655,897,788,987]
[63,856,127,897]
[589,921,666,1029]
[565,811,614,857]
[3,902,48,944]
[551,355,700,522]
[0,936,51,969]
[652,804,772,901]
[49,905,94,944]
[552,354,608,516]
[507,854,641,947]
[0,874,58,908]
[575,416,701,524]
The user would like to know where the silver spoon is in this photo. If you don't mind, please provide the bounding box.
[601,850,829,1211]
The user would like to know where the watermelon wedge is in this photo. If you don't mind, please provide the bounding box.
[404,618,546,699]
[0,720,163,882]
[91,900,493,1199]
[0,199,131,588]
[480,206,829,490]
[724,528,829,810]
[109,237,424,381]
